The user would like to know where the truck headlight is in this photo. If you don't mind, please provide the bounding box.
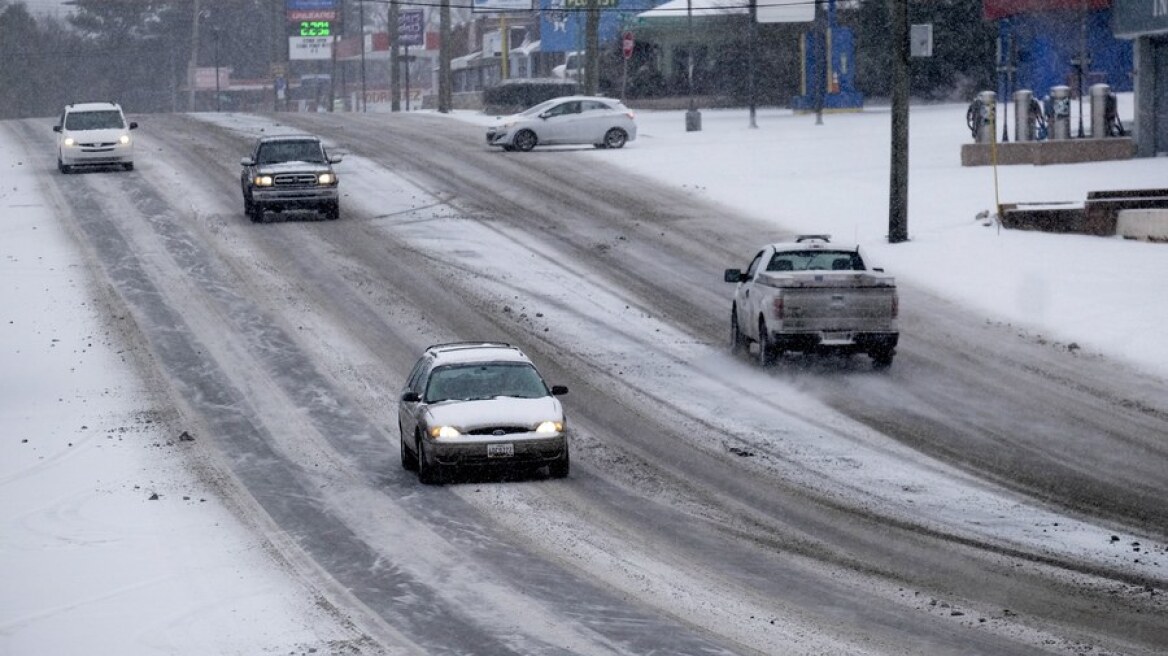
[317,172,336,185]
[253,175,273,187]
[119,134,131,145]
[63,137,76,147]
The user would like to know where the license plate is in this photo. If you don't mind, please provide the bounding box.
[487,443,514,458]
[821,332,854,344]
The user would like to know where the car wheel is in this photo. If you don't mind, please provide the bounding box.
[513,130,537,152]
[603,128,628,149]
[323,200,340,221]
[416,435,442,484]
[400,424,418,471]
[730,306,747,355]
[247,203,264,223]
[757,318,776,366]
[548,446,570,479]
[58,159,71,174]
[123,162,134,171]
[871,350,895,370]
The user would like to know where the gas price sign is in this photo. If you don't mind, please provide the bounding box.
[299,20,331,36]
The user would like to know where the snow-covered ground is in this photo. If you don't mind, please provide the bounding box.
[0,141,364,654]
[458,97,1168,380]
[2,98,1165,654]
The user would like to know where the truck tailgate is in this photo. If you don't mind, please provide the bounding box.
[760,272,898,332]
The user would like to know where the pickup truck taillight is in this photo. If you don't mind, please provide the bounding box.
[772,297,784,319]
[891,294,899,319]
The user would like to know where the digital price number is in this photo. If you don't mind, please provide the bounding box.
[299,21,331,37]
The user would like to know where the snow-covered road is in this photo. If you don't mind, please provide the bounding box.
[3,104,1166,655]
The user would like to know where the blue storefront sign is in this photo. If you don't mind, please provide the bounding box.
[286,0,337,9]
[540,0,659,53]
[398,9,425,47]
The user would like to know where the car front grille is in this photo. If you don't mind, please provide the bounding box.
[274,173,318,186]
[466,426,529,436]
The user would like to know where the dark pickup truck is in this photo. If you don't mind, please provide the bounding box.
[240,135,341,222]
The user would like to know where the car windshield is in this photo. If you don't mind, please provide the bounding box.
[520,99,560,117]
[256,140,325,164]
[64,110,124,130]
[424,362,548,403]
[766,250,865,272]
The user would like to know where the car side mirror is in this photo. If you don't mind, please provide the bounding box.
[872,267,883,272]
[129,122,138,130]
[240,157,255,167]
[723,268,746,283]
[328,155,343,164]
[53,125,61,132]
[550,385,568,396]
[539,112,551,120]
[400,391,421,403]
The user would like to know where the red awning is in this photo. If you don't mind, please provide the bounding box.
[984,0,1111,21]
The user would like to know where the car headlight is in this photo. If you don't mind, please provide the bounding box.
[119,134,131,145]
[429,426,461,439]
[535,421,563,434]
[253,175,273,187]
[63,137,76,147]
[317,172,336,185]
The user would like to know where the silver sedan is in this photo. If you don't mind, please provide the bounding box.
[486,95,637,152]
[398,342,570,483]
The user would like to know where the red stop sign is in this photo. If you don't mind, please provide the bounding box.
[622,31,635,59]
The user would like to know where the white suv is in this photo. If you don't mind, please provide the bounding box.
[53,102,137,173]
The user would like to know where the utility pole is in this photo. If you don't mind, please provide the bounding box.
[887,0,909,243]
[438,0,451,112]
[684,0,701,131]
[271,0,285,111]
[814,0,825,126]
[359,0,367,111]
[389,0,400,111]
[584,0,600,95]
[213,26,221,112]
[1076,0,1088,138]
[748,0,757,129]
[187,0,201,111]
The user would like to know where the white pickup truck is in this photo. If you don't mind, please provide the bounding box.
[724,236,899,368]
